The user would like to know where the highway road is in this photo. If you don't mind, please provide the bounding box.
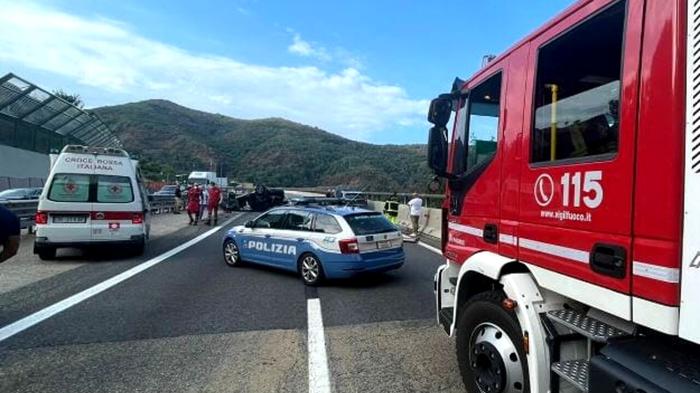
[0,212,464,393]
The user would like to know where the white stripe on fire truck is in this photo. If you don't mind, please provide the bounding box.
[498,234,518,246]
[519,238,590,264]
[632,261,680,284]
[448,224,680,285]
[447,222,483,237]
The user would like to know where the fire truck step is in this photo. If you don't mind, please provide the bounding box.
[546,309,629,343]
[552,359,589,392]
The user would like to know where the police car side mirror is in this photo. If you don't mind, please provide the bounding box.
[244,220,254,228]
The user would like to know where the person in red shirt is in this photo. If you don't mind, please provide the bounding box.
[206,182,222,225]
[186,184,201,225]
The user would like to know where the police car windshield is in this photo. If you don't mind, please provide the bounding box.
[344,213,396,235]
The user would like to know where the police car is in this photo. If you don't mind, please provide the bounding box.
[222,206,405,285]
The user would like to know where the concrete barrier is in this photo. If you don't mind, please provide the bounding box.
[368,200,442,240]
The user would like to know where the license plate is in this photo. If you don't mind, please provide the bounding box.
[53,215,87,224]
[377,240,391,249]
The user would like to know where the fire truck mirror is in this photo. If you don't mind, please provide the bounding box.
[427,95,452,126]
[427,177,441,193]
[428,126,448,176]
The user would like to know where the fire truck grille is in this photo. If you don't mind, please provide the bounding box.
[690,0,700,173]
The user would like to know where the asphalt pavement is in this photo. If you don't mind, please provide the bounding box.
[0,212,464,393]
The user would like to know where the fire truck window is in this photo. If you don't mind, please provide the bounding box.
[465,72,502,173]
[531,0,625,163]
[452,98,468,174]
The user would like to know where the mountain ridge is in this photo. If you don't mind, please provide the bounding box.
[93,99,432,191]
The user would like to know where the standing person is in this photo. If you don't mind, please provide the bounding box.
[206,182,222,225]
[407,193,423,237]
[186,184,201,225]
[174,183,182,214]
[383,192,400,224]
[0,204,21,263]
[199,184,209,223]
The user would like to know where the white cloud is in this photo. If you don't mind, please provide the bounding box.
[288,33,332,62]
[0,1,428,142]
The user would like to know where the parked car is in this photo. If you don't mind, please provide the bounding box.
[154,185,179,196]
[0,187,42,201]
[222,206,404,285]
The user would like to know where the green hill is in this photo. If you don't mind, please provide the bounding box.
[94,99,432,191]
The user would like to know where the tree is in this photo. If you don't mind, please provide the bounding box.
[53,89,84,108]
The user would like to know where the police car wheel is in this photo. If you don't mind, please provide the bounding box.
[223,239,242,267]
[299,253,323,286]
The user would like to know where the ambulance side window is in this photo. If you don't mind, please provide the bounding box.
[531,1,625,163]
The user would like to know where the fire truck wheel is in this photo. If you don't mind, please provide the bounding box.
[456,290,529,393]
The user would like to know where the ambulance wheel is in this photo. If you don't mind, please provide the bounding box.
[223,239,242,267]
[38,247,56,260]
[456,291,529,393]
[132,241,145,256]
[298,253,323,286]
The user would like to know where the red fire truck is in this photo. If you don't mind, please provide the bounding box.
[427,0,700,392]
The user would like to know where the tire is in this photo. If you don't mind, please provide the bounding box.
[298,253,324,286]
[38,247,56,260]
[455,291,529,393]
[132,241,145,256]
[223,238,243,267]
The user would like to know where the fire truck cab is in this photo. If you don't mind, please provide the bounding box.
[428,0,700,392]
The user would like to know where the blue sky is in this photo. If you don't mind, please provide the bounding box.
[0,0,575,144]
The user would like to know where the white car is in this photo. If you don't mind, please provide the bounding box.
[33,145,151,259]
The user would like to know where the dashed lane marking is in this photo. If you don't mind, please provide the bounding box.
[0,214,243,343]
[307,298,331,393]
[417,240,442,255]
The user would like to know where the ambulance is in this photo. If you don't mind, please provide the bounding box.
[34,145,150,259]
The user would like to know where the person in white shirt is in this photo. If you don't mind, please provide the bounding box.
[199,185,209,222]
[407,193,423,236]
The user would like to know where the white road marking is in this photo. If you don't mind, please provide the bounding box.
[307,298,331,393]
[417,240,442,255]
[0,214,242,343]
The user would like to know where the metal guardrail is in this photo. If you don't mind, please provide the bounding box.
[284,187,445,209]
[361,191,444,209]
[1,196,178,234]
[148,195,177,214]
[1,199,39,232]
[0,177,45,192]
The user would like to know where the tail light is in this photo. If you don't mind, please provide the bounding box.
[131,213,144,224]
[90,211,144,224]
[339,238,359,254]
[35,211,48,225]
